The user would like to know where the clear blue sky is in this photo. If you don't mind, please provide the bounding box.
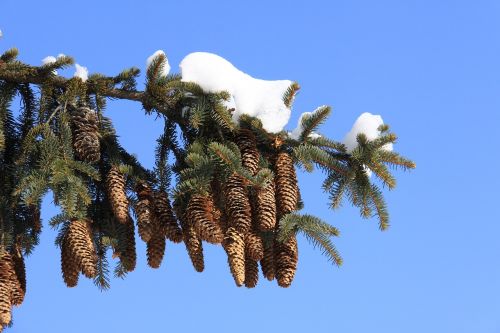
[1,0,499,332]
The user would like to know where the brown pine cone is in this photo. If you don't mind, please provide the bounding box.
[147,233,166,269]
[173,201,205,272]
[260,237,276,281]
[275,235,299,288]
[245,230,264,261]
[0,251,23,307]
[61,238,79,287]
[223,227,245,287]
[244,256,259,288]
[224,174,252,234]
[135,182,156,242]
[65,219,97,279]
[11,245,26,299]
[236,129,260,175]
[0,283,11,326]
[152,191,183,243]
[187,194,224,244]
[106,166,129,224]
[183,223,205,272]
[116,216,137,272]
[69,105,100,163]
[255,180,277,231]
[274,151,299,217]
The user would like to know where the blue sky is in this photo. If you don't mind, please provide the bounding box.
[1,0,499,332]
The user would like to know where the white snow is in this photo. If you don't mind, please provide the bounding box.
[146,50,170,77]
[180,52,293,133]
[57,53,66,59]
[0,30,3,38]
[363,166,373,177]
[74,64,88,82]
[42,56,57,65]
[308,132,322,139]
[343,112,393,152]
[289,107,327,140]
[290,112,312,140]
[42,56,57,75]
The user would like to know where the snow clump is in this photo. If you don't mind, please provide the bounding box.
[146,50,170,77]
[180,52,293,133]
[74,64,89,82]
[343,112,393,154]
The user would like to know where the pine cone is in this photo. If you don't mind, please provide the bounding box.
[147,233,166,269]
[116,216,137,272]
[255,180,277,231]
[69,105,100,163]
[260,238,276,281]
[61,238,79,287]
[224,174,252,234]
[275,235,299,288]
[106,166,129,224]
[275,151,299,217]
[223,227,245,287]
[183,223,205,272]
[244,256,259,288]
[0,283,11,326]
[152,191,183,243]
[245,230,264,261]
[11,245,26,299]
[187,194,224,244]
[65,219,97,279]
[236,129,260,175]
[135,182,156,242]
[172,201,204,272]
[0,252,22,307]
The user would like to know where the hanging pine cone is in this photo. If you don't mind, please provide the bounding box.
[223,227,245,287]
[255,180,277,231]
[274,151,299,217]
[69,105,100,163]
[0,251,23,325]
[187,194,224,244]
[224,174,252,234]
[146,233,166,269]
[275,235,299,288]
[106,166,129,225]
[116,216,137,272]
[236,129,260,175]
[11,245,26,300]
[244,256,259,288]
[61,237,79,287]
[245,230,264,261]
[260,238,276,281]
[65,219,97,279]
[183,223,205,272]
[0,253,20,306]
[135,182,156,242]
[0,283,11,327]
[152,191,183,243]
[174,201,205,272]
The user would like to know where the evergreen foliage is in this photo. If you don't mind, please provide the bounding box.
[0,47,414,328]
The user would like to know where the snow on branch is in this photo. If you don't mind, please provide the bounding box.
[180,52,293,133]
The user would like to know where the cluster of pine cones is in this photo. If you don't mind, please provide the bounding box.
[0,246,26,330]
[61,106,301,290]
[177,129,301,288]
